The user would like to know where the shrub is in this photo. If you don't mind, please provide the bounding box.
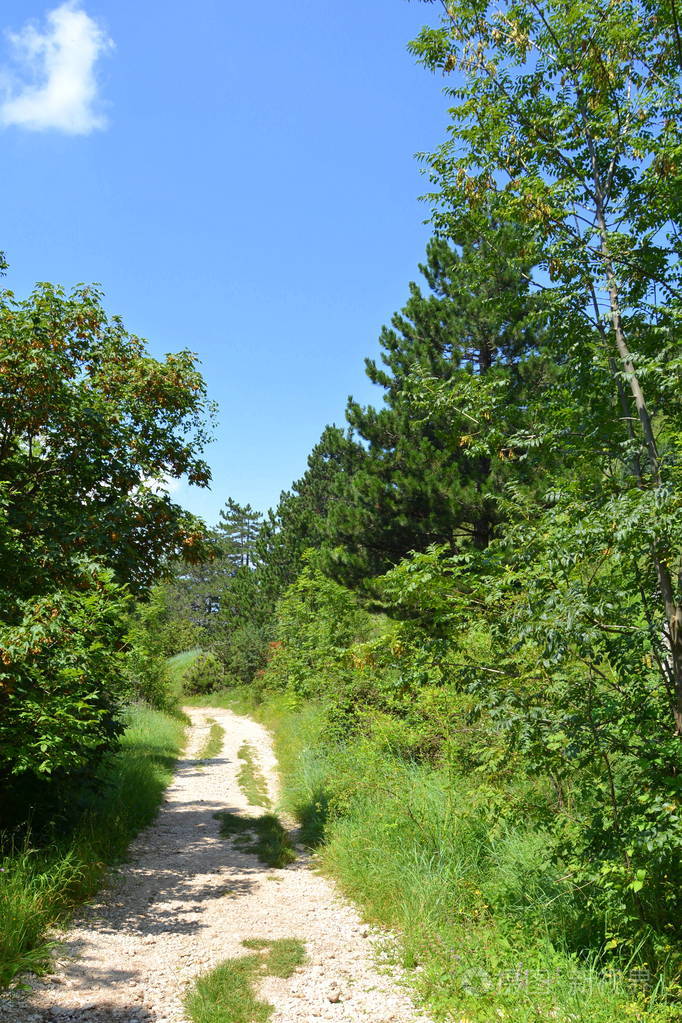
[183,651,226,694]
[222,623,269,684]
[0,563,128,786]
[125,644,175,711]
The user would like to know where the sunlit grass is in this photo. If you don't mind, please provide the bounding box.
[198,719,225,760]
[167,648,204,699]
[184,687,258,716]
[237,743,271,809]
[0,706,185,988]
[184,938,306,1023]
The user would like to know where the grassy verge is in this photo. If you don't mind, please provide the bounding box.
[211,689,679,1023]
[0,705,185,989]
[184,938,306,1023]
[184,688,258,715]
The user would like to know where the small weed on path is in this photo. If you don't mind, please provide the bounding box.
[198,719,225,760]
[184,938,306,1023]
[237,743,271,808]
[242,937,306,977]
[215,811,296,869]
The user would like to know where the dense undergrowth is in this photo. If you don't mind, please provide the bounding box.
[194,685,680,1023]
[0,705,185,989]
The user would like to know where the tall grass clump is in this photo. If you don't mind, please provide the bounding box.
[0,705,184,988]
[254,695,680,1023]
[167,647,204,700]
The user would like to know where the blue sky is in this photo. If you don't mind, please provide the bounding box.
[0,0,448,526]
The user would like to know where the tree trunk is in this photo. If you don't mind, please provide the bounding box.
[594,199,682,734]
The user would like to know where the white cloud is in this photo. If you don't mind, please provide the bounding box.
[0,2,112,134]
[140,473,185,498]
[158,475,183,497]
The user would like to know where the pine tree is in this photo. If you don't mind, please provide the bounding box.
[321,232,545,588]
[217,498,263,570]
[258,426,360,597]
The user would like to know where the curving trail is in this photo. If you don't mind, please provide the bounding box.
[0,707,432,1023]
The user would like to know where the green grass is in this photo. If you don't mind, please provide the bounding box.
[253,695,331,848]
[237,743,271,809]
[0,705,185,989]
[215,810,296,869]
[239,691,681,1023]
[187,689,293,867]
[167,648,204,699]
[241,937,306,977]
[198,719,225,760]
[185,952,269,1023]
[184,687,258,716]
[184,938,306,1023]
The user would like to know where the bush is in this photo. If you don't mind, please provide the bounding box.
[263,565,373,703]
[222,623,269,684]
[125,644,175,711]
[0,563,128,787]
[183,651,226,694]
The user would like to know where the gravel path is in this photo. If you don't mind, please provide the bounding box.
[0,707,432,1023]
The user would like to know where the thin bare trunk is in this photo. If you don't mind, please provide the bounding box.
[588,157,682,733]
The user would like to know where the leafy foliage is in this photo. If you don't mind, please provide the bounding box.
[0,562,127,784]
[182,651,226,695]
[410,0,682,733]
[0,282,214,600]
[264,560,374,705]
[0,277,213,801]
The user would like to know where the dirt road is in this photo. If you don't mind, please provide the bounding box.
[0,707,431,1023]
